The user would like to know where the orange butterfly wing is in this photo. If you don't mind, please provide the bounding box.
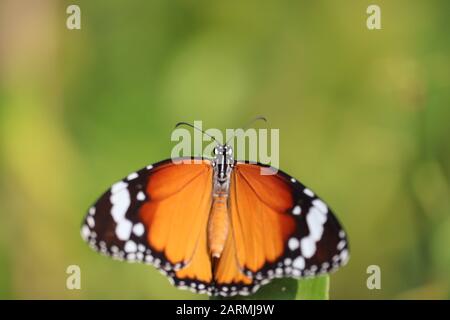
[140,159,213,285]
[81,158,215,294]
[213,162,349,296]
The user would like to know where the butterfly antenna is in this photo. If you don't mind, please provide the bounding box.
[225,115,268,145]
[175,122,219,144]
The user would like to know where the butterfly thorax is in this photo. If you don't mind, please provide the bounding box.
[208,145,234,259]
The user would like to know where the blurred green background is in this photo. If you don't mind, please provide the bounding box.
[0,0,449,299]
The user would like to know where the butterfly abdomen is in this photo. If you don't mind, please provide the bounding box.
[208,195,229,259]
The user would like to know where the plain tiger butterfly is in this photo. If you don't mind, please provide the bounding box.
[81,120,350,297]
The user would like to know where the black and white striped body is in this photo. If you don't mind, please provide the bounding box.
[208,145,234,258]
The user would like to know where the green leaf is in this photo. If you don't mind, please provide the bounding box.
[210,276,329,300]
[295,276,329,300]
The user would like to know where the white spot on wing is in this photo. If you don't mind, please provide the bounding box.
[110,182,134,240]
[312,199,328,213]
[127,172,138,181]
[292,205,301,215]
[146,165,153,170]
[132,223,145,237]
[136,191,146,201]
[110,185,130,222]
[111,181,127,194]
[300,237,316,258]
[288,238,300,251]
[337,240,346,251]
[81,225,90,240]
[292,269,301,276]
[307,207,327,241]
[294,205,329,261]
[340,249,349,263]
[115,220,132,241]
[293,256,305,270]
[87,216,95,228]
[303,188,314,197]
[124,240,137,253]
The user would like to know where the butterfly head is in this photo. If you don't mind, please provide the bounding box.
[214,144,233,157]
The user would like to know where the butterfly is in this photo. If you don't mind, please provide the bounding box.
[81,120,350,297]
